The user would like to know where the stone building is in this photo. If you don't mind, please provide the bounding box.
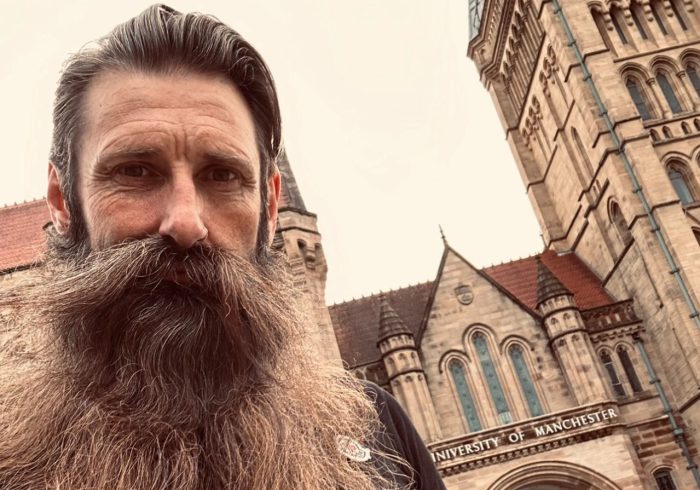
[4,1,700,488]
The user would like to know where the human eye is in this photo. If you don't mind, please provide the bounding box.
[116,163,155,179]
[206,167,240,183]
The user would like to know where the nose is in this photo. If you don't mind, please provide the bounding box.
[158,177,208,249]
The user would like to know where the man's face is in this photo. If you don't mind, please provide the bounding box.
[49,70,279,254]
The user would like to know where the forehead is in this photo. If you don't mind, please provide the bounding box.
[79,69,259,162]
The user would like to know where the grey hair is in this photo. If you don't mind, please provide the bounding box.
[50,4,282,259]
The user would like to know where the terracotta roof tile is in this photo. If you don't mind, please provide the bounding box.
[329,281,433,368]
[484,250,613,311]
[0,199,51,272]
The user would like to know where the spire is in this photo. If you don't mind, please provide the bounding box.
[535,256,572,308]
[439,225,447,246]
[377,294,413,343]
[277,149,307,211]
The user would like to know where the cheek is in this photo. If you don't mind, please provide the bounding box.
[85,192,162,245]
[205,202,261,251]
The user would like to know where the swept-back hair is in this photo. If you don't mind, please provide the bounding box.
[50,4,282,256]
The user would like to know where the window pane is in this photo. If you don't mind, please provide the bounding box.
[631,6,649,39]
[670,0,688,31]
[618,347,643,393]
[450,362,482,432]
[657,73,683,114]
[687,66,700,97]
[474,334,512,424]
[510,346,544,417]
[668,168,694,204]
[626,80,653,120]
[611,10,629,44]
[652,1,668,35]
[654,469,677,490]
[601,351,626,398]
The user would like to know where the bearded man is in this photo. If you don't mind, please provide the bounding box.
[0,4,446,490]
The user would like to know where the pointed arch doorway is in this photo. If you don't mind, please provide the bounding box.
[488,461,622,490]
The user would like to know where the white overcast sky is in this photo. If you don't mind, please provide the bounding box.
[0,0,543,304]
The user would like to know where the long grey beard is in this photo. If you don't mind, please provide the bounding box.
[0,237,397,489]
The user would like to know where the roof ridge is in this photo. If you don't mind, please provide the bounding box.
[482,249,544,270]
[0,197,46,211]
[330,279,433,307]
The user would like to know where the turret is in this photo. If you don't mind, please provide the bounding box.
[377,295,441,441]
[274,150,341,364]
[536,258,610,404]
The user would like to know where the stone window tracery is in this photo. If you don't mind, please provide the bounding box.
[656,71,684,114]
[666,161,696,204]
[449,360,482,432]
[600,349,626,398]
[617,345,643,393]
[509,345,543,417]
[626,78,654,120]
[474,333,512,424]
[654,468,678,489]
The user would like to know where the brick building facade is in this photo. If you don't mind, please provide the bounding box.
[3,1,700,488]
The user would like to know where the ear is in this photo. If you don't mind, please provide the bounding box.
[265,168,281,246]
[47,163,70,234]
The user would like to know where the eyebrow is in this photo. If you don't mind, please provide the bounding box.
[94,147,161,167]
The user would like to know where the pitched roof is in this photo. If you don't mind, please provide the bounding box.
[0,199,51,272]
[331,249,614,368]
[329,281,433,367]
[484,249,613,311]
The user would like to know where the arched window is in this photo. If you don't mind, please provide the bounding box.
[657,72,683,114]
[682,122,691,134]
[591,9,614,51]
[654,469,677,490]
[651,0,668,35]
[610,201,633,246]
[601,350,626,398]
[572,127,595,176]
[686,63,700,97]
[669,0,688,31]
[667,163,695,204]
[474,333,512,424]
[449,361,482,432]
[695,119,700,131]
[610,7,629,44]
[651,129,660,142]
[631,2,649,40]
[617,346,643,393]
[509,345,543,417]
[626,78,653,120]
[663,126,673,138]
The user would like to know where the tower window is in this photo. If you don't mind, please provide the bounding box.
[626,79,653,120]
[631,4,649,39]
[601,350,626,398]
[449,361,482,432]
[651,0,668,35]
[686,64,700,97]
[509,345,543,417]
[657,72,683,114]
[654,469,677,490]
[610,201,633,246]
[617,346,643,393]
[667,165,695,204]
[474,333,512,424]
[610,8,629,44]
[669,0,688,31]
